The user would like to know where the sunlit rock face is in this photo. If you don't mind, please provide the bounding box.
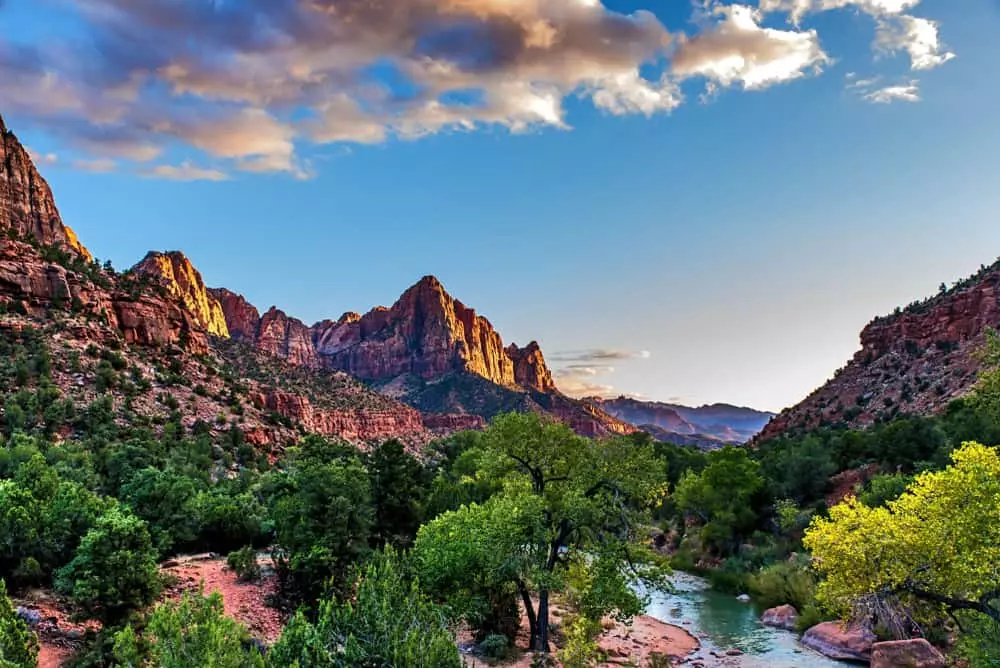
[0,113,92,260]
[132,251,230,337]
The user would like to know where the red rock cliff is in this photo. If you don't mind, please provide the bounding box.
[0,114,91,260]
[314,276,518,384]
[507,341,556,393]
[132,251,229,337]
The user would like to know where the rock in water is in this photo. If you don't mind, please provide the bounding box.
[801,621,876,662]
[871,639,946,668]
[760,604,799,631]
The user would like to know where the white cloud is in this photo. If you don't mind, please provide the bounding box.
[672,5,829,90]
[863,80,920,103]
[140,161,230,181]
[759,0,920,23]
[876,15,954,70]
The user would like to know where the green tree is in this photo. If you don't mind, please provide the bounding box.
[56,506,161,626]
[265,438,372,603]
[805,442,1000,639]
[674,446,763,555]
[417,413,667,653]
[0,579,38,668]
[120,467,201,556]
[267,550,461,668]
[366,439,427,548]
[112,589,265,668]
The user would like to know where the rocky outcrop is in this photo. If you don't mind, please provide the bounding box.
[0,114,91,259]
[207,288,260,342]
[801,621,876,662]
[760,605,799,631]
[507,341,556,393]
[113,294,209,355]
[132,251,229,337]
[257,307,319,368]
[421,412,487,432]
[251,391,427,441]
[871,639,946,668]
[758,260,1000,441]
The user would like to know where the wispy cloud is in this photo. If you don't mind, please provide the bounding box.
[26,148,58,167]
[549,349,651,363]
[875,15,954,70]
[864,81,921,103]
[72,158,117,173]
[139,161,230,182]
[550,348,651,398]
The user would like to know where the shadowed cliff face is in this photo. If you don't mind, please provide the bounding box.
[132,251,230,337]
[0,113,91,261]
[758,262,1000,441]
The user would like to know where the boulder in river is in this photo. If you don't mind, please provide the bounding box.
[760,604,799,631]
[871,639,946,668]
[801,621,876,662]
[736,594,751,602]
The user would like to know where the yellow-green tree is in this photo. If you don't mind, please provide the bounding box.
[804,442,1000,637]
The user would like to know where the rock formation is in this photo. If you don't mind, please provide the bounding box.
[132,251,229,337]
[507,341,556,393]
[256,307,319,368]
[801,621,876,662]
[251,390,427,442]
[0,113,91,260]
[207,288,260,342]
[870,639,946,668]
[313,276,518,384]
[760,605,799,631]
[758,260,1000,441]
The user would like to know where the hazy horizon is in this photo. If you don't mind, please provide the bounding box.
[4,0,999,412]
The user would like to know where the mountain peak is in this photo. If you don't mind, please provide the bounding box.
[132,250,229,337]
[0,111,92,260]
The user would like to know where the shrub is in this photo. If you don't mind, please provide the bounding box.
[55,506,161,625]
[0,578,39,668]
[479,633,511,660]
[227,547,260,583]
[746,560,817,612]
[112,589,264,668]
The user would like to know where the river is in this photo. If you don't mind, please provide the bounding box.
[642,572,847,667]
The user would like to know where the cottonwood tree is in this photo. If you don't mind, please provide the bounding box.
[415,412,667,653]
[805,442,1000,639]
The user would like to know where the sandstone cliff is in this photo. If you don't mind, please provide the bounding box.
[758,261,1000,441]
[0,113,91,260]
[132,251,229,337]
[507,341,556,393]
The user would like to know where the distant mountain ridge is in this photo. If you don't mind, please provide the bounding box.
[588,396,774,447]
[758,259,1000,441]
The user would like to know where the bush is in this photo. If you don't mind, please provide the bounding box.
[268,550,461,668]
[55,506,161,625]
[112,589,264,668]
[746,560,817,612]
[479,633,511,660]
[227,547,260,583]
[0,578,39,668]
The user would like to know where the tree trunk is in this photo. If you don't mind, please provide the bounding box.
[519,582,539,650]
[538,588,550,653]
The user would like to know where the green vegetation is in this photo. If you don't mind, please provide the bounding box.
[113,589,265,668]
[0,579,38,668]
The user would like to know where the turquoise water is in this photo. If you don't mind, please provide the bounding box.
[642,572,848,667]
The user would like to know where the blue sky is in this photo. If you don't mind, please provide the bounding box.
[3,0,999,411]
